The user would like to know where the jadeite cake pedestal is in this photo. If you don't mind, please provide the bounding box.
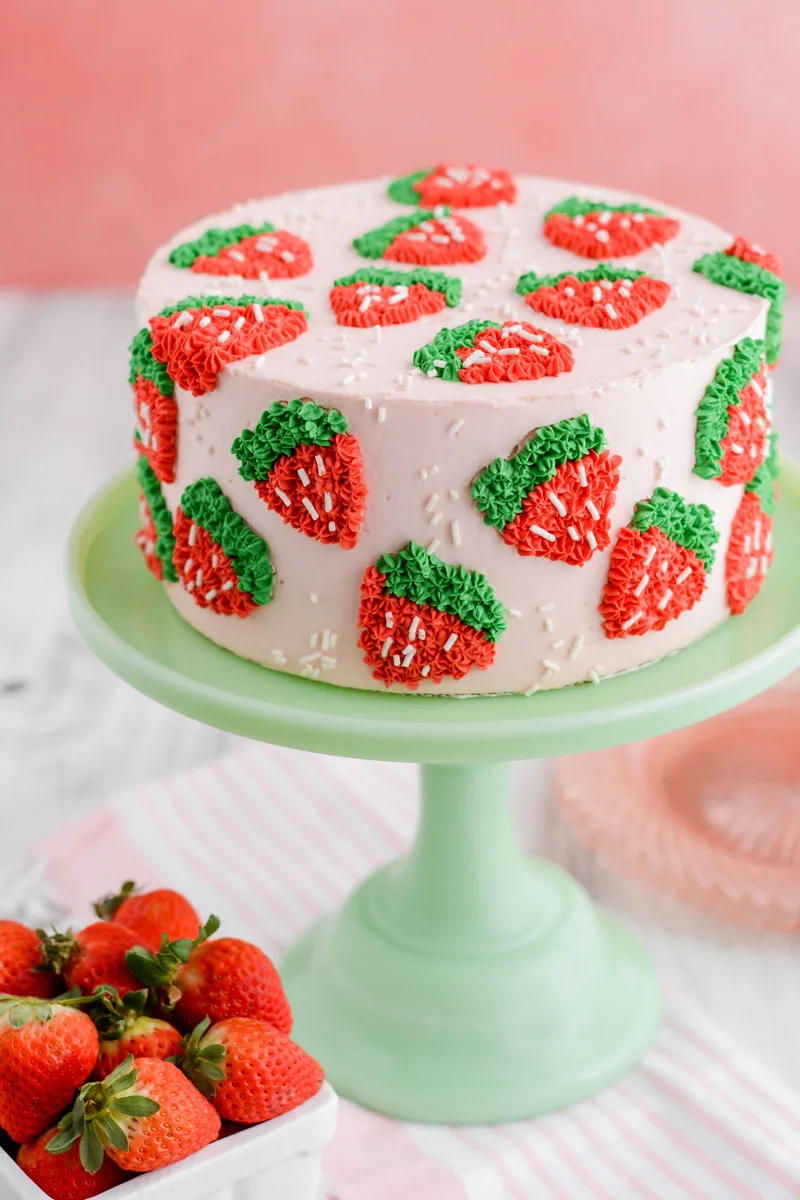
[67,466,800,1125]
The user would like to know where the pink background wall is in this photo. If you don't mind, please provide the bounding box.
[2,0,798,286]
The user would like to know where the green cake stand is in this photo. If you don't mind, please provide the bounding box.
[67,466,800,1124]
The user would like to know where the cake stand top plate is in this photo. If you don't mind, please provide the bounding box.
[67,466,800,763]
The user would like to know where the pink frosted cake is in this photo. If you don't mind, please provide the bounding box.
[131,167,784,696]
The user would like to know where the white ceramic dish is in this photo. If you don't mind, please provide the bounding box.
[0,1081,337,1200]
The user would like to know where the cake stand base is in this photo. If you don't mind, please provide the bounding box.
[283,762,660,1123]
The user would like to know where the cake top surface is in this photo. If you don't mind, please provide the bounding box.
[136,172,767,406]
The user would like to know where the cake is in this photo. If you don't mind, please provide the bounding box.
[131,167,784,696]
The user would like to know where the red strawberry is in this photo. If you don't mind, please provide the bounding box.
[725,236,782,278]
[133,376,177,484]
[146,295,308,397]
[600,488,719,639]
[0,921,56,998]
[694,338,770,486]
[47,1055,220,1175]
[179,1016,323,1125]
[89,986,183,1080]
[94,881,200,951]
[388,164,516,208]
[172,478,275,615]
[544,197,679,258]
[329,266,461,328]
[472,417,620,565]
[726,451,778,616]
[232,397,367,550]
[18,1126,129,1199]
[358,542,506,689]
[413,318,574,385]
[169,221,312,280]
[38,923,142,997]
[134,456,177,583]
[125,917,293,1034]
[517,265,670,330]
[0,995,99,1143]
[353,208,485,265]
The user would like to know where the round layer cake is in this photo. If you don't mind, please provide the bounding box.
[132,167,784,696]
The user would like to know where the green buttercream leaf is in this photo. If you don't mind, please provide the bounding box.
[353,209,450,260]
[156,295,307,320]
[168,222,276,269]
[693,252,785,364]
[693,337,766,481]
[136,457,178,582]
[179,479,274,605]
[516,263,646,296]
[232,397,349,479]
[472,416,608,530]
[128,328,174,396]
[544,197,663,219]
[745,431,780,515]
[412,318,502,381]
[387,169,432,205]
[333,266,461,307]
[630,487,719,571]
[376,542,506,643]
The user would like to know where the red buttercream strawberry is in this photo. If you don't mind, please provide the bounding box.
[726,448,779,616]
[472,416,620,565]
[169,221,312,280]
[544,197,679,258]
[172,478,275,616]
[517,265,670,330]
[600,488,719,639]
[135,457,177,583]
[144,294,307,397]
[232,398,367,549]
[358,543,506,689]
[329,267,461,328]
[129,330,178,484]
[353,208,485,266]
[387,164,516,208]
[694,338,770,486]
[413,318,573,385]
[725,236,782,278]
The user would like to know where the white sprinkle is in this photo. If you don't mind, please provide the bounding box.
[381,637,393,659]
[550,639,565,650]
[302,497,320,520]
[430,465,440,476]
[340,373,357,385]
[217,330,231,344]
[204,589,218,601]
[564,286,576,297]
[252,303,264,323]
[211,555,219,569]
[595,229,610,243]
[523,683,540,696]
[199,315,212,327]
[233,315,246,330]
[568,634,585,661]
[448,420,464,437]
[310,593,319,603]
[421,665,431,677]
[184,558,194,575]
[658,589,673,610]
[364,397,373,410]
[377,407,386,424]
[299,651,321,665]
[429,512,443,526]
[172,310,192,329]
[538,604,555,613]
[730,443,745,455]
[540,668,554,684]
[589,669,602,685]
[530,524,556,541]
[188,524,198,547]
[644,545,657,567]
[621,610,644,630]
[443,633,458,652]
[592,286,603,302]
[222,580,234,592]
[275,488,291,508]
[328,521,336,532]
[407,616,421,640]
[297,467,311,487]
[586,531,598,550]
[427,539,440,555]
[542,659,560,672]
[605,304,618,320]
[451,520,461,546]
[195,569,203,586]
[585,499,600,520]
[186,581,195,592]
[543,617,554,633]
[213,308,230,316]
[548,491,567,517]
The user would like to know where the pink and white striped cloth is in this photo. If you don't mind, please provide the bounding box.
[36,744,800,1200]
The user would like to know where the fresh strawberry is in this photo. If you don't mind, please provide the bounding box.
[694,338,770,486]
[413,318,574,385]
[125,917,293,1033]
[172,478,275,615]
[134,456,177,583]
[232,397,367,549]
[472,416,620,565]
[600,488,719,639]
[94,881,201,951]
[168,221,313,280]
[517,264,670,330]
[387,164,517,208]
[0,995,99,1143]
[88,986,183,1080]
[726,447,779,615]
[329,266,461,328]
[178,1016,323,1124]
[725,237,782,278]
[544,197,679,258]
[0,921,56,998]
[353,208,485,265]
[693,252,785,367]
[358,542,506,689]
[47,1054,220,1175]
[17,1127,129,1199]
[129,327,177,484]
[142,295,308,397]
[38,923,142,997]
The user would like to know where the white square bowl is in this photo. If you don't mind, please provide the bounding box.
[0,1082,337,1200]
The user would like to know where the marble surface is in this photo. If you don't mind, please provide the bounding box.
[1,290,799,1090]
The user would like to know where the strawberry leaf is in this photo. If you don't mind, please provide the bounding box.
[114,1095,161,1117]
[80,1125,104,1175]
[93,880,137,922]
[97,1113,129,1152]
[47,1127,81,1156]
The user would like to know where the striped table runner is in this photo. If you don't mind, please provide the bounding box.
[33,743,800,1200]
